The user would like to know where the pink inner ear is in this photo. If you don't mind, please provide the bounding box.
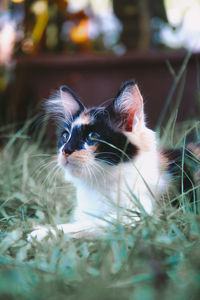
[125,85,143,131]
[126,108,137,131]
[61,90,80,117]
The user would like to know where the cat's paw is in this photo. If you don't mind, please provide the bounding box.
[27,226,56,242]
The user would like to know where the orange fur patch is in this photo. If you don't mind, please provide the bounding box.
[69,149,92,164]
[158,152,169,171]
[73,112,90,127]
[125,127,156,153]
[85,144,98,152]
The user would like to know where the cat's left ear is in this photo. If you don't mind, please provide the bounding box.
[60,86,84,118]
[109,80,145,132]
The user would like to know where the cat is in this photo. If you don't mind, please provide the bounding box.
[29,80,197,241]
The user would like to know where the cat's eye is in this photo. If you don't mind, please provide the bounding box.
[87,132,100,143]
[62,130,70,142]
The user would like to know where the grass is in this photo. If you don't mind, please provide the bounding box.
[0,117,199,300]
[0,67,200,299]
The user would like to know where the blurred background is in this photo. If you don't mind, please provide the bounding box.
[0,0,200,130]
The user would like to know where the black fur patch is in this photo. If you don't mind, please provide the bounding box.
[92,117,138,165]
[165,148,196,207]
[58,108,138,165]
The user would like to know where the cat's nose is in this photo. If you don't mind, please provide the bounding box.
[63,152,70,158]
[63,144,73,156]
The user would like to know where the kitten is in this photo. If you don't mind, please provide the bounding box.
[29,80,173,241]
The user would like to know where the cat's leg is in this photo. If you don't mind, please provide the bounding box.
[28,226,53,242]
[27,224,79,242]
[58,221,107,239]
[28,218,107,241]
[28,220,90,242]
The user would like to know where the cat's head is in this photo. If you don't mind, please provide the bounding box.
[47,81,156,180]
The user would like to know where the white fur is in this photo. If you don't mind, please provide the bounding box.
[46,96,72,126]
[45,88,81,127]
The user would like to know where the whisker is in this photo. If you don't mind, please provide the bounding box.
[92,160,115,178]
[95,97,114,109]
[33,158,58,179]
[86,164,94,186]
[95,151,121,157]
[47,163,62,187]
[95,157,116,167]
[89,161,113,189]
[31,153,52,158]
[88,164,99,188]
[41,163,59,187]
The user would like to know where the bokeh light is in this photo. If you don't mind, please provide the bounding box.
[11,0,24,3]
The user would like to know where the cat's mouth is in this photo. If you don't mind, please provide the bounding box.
[58,152,68,167]
[59,150,92,169]
[59,155,80,170]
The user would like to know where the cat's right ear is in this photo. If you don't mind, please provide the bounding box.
[107,80,145,132]
[60,86,84,119]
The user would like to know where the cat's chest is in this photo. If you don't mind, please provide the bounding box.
[73,184,113,222]
[67,150,167,221]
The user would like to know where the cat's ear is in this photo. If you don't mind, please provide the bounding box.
[109,80,144,132]
[60,86,84,118]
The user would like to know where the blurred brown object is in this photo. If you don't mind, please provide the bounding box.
[6,51,200,129]
[113,0,168,50]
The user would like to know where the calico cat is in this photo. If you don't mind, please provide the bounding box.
[29,80,196,241]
